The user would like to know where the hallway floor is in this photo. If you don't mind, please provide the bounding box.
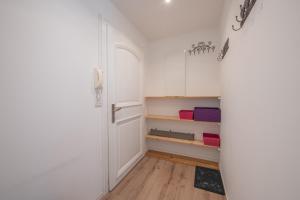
[102,155,226,200]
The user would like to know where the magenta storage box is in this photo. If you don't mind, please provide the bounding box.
[194,107,221,122]
[179,110,194,120]
[203,133,220,147]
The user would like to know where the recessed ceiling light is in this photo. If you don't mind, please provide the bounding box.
[165,0,171,4]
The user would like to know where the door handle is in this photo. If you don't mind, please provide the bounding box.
[112,104,122,123]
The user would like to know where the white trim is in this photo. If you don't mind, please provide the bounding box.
[117,151,143,177]
[96,192,105,200]
[115,43,141,62]
[116,101,142,108]
[115,114,142,125]
[110,152,145,190]
[99,16,109,196]
[219,161,230,200]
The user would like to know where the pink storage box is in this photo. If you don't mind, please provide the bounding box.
[179,110,194,120]
[203,133,220,147]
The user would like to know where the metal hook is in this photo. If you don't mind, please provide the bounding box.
[212,46,215,52]
[240,5,246,18]
[232,25,242,31]
[232,0,257,32]
[187,41,215,56]
[235,16,243,22]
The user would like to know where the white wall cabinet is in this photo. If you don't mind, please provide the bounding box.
[145,29,221,97]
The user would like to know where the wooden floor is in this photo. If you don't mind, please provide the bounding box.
[102,153,226,200]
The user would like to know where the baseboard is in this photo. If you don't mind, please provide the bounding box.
[99,152,146,200]
[219,163,230,200]
[146,150,219,170]
[96,192,106,200]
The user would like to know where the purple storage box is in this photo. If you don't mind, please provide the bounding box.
[194,107,221,122]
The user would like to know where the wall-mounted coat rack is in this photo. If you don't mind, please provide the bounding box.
[217,38,229,61]
[232,0,257,31]
[187,41,215,56]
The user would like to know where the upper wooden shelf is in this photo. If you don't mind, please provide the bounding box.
[145,96,221,100]
[145,115,220,125]
[145,135,219,150]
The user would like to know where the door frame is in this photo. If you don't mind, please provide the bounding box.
[98,16,109,197]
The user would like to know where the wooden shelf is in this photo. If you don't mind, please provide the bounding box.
[145,135,219,150]
[145,96,220,100]
[145,114,220,125]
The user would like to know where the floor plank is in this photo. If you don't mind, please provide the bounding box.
[102,153,226,200]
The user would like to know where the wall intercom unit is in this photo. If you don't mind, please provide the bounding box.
[94,67,103,107]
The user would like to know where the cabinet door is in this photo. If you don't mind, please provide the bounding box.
[164,51,186,96]
[186,53,220,96]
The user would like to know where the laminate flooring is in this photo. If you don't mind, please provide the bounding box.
[102,153,226,200]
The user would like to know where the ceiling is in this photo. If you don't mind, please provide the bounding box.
[112,0,224,41]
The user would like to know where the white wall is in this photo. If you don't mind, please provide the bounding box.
[145,29,221,97]
[219,0,300,200]
[0,1,147,200]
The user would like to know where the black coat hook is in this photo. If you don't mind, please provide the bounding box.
[217,38,229,61]
[232,25,242,31]
[232,0,257,32]
[235,16,242,22]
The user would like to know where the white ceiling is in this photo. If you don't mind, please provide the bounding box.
[112,0,224,41]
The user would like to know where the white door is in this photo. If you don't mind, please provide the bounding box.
[107,24,144,190]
